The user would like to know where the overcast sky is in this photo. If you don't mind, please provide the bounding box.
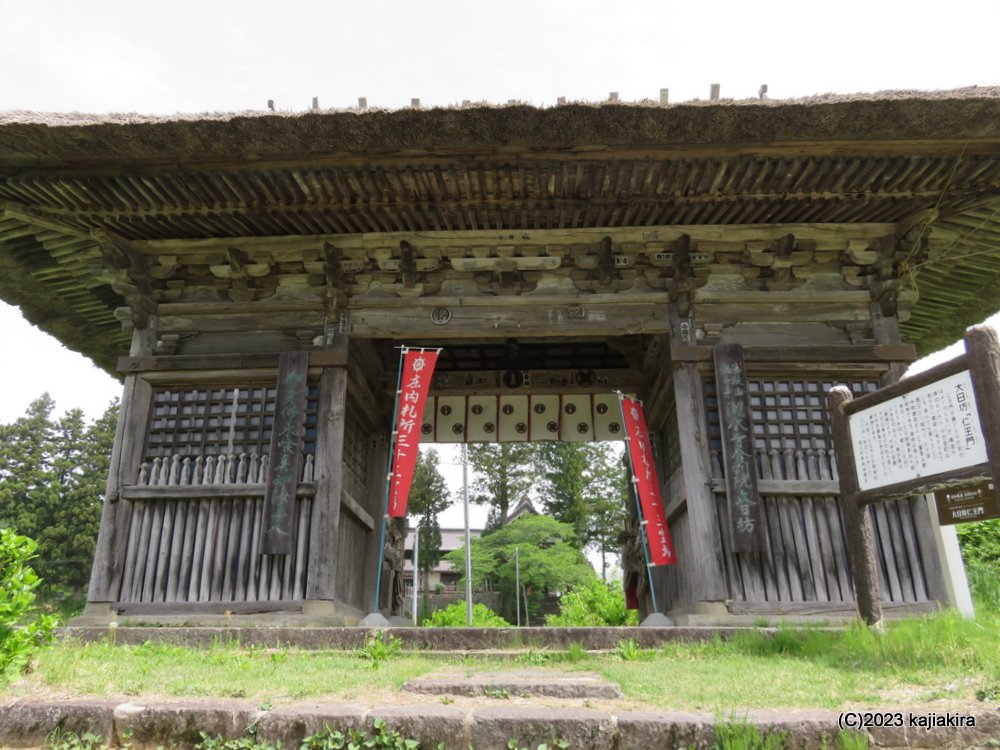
[2,0,999,525]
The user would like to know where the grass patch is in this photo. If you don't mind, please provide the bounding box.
[5,611,997,712]
[19,640,437,701]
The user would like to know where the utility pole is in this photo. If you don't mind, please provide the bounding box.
[515,546,521,626]
[462,443,473,626]
[411,517,421,625]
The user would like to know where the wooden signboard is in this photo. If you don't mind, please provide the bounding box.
[713,343,765,553]
[849,369,988,494]
[935,480,1000,525]
[262,351,310,555]
[828,325,1000,625]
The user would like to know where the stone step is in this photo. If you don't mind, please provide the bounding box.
[402,669,622,699]
[2,699,996,749]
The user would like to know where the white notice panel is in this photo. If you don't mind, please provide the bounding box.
[529,395,561,441]
[434,396,467,443]
[420,396,436,444]
[849,370,988,491]
[466,395,499,443]
[498,395,530,442]
[593,394,624,441]
[559,394,594,442]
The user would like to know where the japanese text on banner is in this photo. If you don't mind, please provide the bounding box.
[388,349,439,517]
[621,396,676,565]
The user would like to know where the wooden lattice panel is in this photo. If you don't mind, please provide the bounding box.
[144,385,318,467]
[706,378,878,454]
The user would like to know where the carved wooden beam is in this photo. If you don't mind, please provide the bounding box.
[322,241,349,311]
[744,233,813,291]
[0,201,91,237]
[398,240,417,289]
[669,234,696,317]
[868,229,926,318]
[93,229,157,329]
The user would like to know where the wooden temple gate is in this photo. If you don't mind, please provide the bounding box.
[2,94,999,623]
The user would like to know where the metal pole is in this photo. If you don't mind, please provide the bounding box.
[412,520,420,625]
[373,347,408,613]
[515,546,521,627]
[617,392,660,614]
[462,443,473,626]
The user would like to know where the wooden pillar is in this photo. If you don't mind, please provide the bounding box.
[669,308,729,603]
[870,301,949,603]
[305,337,348,604]
[362,416,391,614]
[86,322,156,605]
[870,303,908,385]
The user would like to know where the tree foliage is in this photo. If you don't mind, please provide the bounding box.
[444,514,597,622]
[466,443,536,530]
[407,448,452,585]
[533,442,627,575]
[0,394,118,597]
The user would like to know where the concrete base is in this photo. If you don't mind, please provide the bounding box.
[70,599,366,628]
[359,612,392,627]
[667,599,942,627]
[70,598,943,629]
[640,612,675,627]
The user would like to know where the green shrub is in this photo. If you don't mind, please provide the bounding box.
[965,559,1000,612]
[1,529,57,683]
[957,519,1000,567]
[424,601,509,627]
[544,578,638,627]
[957,518,1000,612]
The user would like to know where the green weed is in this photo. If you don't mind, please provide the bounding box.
[355,630,401,669]
[564,642,587,663]
[196,726,276,750]
[832,730,870,749]
[713,717,787,749]
[515,650,551,666]
[46,730,113,750]
[300,718,422,750]
[615,637,641,661]
[507,738,569,750]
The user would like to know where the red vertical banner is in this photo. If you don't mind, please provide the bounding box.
[620,395,676,565]
[388,348,439,517]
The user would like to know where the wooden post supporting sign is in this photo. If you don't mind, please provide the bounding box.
[828,325,1000,625]
[827,386,884,626]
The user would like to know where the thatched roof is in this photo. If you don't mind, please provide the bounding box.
[2,88,1000,370]
[3,87,1000,165]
